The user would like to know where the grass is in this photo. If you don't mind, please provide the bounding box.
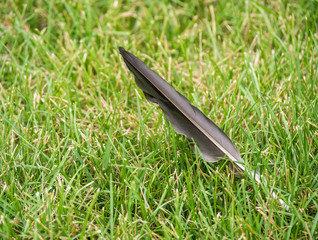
[0,0,317,239]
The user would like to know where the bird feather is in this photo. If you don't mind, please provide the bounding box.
[119,47,288,210]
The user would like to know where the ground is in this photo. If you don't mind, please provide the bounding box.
[0,0,317,239]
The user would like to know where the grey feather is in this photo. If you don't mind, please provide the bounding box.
[119,47,288,210]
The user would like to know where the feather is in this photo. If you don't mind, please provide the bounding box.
[119,47,289,210]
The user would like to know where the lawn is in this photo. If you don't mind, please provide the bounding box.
[0,0,317,239]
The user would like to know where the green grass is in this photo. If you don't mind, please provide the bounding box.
[0,0,317,239]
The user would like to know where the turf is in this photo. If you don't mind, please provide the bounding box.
[0,0,317,239]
